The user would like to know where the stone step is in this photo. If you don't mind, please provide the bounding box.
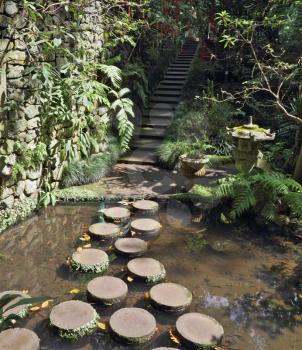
[166,69,189,74]
[139,127,166,138]
[165,72,188,77]
[169,64,191,68]
[163,75,187,80]
[157,84,183,91]
[149,96,180,103]
[142,117,172,128]
[154,90,182,97]
[159,80,186,86]
[132,138,162,150]
[119,150,157,165]
[143,109,175,118]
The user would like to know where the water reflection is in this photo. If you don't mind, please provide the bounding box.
[0,202,301,349]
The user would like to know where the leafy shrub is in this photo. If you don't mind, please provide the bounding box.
[61,137,121,188]
[215,171,302,223]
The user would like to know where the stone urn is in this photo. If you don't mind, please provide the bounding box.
[227,117,275,173]
[180,153,210,178]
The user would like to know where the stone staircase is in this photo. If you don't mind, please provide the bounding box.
[120,40,199,165]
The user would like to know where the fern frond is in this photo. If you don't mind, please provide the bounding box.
[283,192,302,219]
[229,182,256,219]
[99,65,122,89]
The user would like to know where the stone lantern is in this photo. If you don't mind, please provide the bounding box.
[227,116,275,173]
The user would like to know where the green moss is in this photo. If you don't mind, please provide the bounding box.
[0,198,37,234]
[207,155,233,167]
[146,265,166,284]
[55,187,101,202]
[70,258,109,274]
[51,312,99,340]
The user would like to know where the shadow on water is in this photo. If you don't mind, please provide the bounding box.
[0,201,302,349]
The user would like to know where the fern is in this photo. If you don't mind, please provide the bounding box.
[229,181,256,219]
[283,192,302,219]
[98,64,122,89]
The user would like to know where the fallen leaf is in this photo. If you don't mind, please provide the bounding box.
[97,322,108,331]
[144,292,150,299]
[30,306,40,312]
[69,288,80,294]
[80,235,91,241]
[76,247,83,252]
[169,329,180,344]
[22,290,29,295]
[41,300,53,308]
[127,276,134,282]
[83,244,91,248]
[10,319,16,324]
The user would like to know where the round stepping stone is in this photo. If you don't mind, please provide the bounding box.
[175,313,224,349]
[50,300,98,340]
[87,276,128,305]
[133,200,159,214]
[0,328,40,350]
[152,348,178,350]
[103,207,130,223]
[149,283,192,312]
[70,248,109,273]
[89,222,120,241]
[115,237,148,257]
[131,218,161,237]
[109,307,156,344]
[127,257,166,284]
[0,290,30,319]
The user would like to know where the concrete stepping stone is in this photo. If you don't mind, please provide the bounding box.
[70,248,109,273]
[103,207,130,224]
[114,237,148,257]
[50,300,98,340]
[132,200,159,214]
[0,290,30,319]
[109,307,156,344]
[127,257,166,284]
[0,328,40,350]
[175,313,224,349]
[87,276,128,305]
[149,283,192,312]
[152,348,178,350]
[131,218,161,237]
[89,222,120,241]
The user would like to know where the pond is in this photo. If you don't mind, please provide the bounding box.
[0,200,302,349]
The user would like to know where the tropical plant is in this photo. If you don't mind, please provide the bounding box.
[215,171,302,223]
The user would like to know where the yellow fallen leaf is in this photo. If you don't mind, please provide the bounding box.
[69,288,80,294]
[30,306,40,312]
[41,300,53,308]
[83,244,91,248]
[80,235,91,241]
[76,247,83,252]
[10,319,16,324]
[169,329,180,344]
[144,292,150,299]
[22,290,29,295]
[127,276,134,282]
[97,322,108,331]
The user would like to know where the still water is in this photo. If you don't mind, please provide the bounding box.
[0,200,301,349]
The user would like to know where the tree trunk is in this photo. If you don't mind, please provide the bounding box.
[294,145,302,183]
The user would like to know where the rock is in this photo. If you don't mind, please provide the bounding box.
[175,313,224,349]
[27,167,41,180]
[16,180,26,196]
[7,65,24,79]
[5,1,19,16]
[0,15,9,29]
[1,186,13,199]
[7,88,25,102]
[89,222,120,241]
[70,248,109,273]
[25,130,37,143]
[114,237,148,257]
[1,165,12,176]
[131,218,162,239]
[27,117,39,129]
[133,200,159,214]
[0,328,40,350]
[127,257,166,284]
[5,153,16,165]
[1,195,14,208]
[0,139,14,154]
[24,179,38,195]
[10,118,27,133]
[87,276,128,305]
[109,308,156,344]
[5,50,27,65]
[103,207,131,223]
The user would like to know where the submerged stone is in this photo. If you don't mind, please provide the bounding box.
[175,313,224,349]
[109,307,156,344]
[131,218,161,238]
[70,248,109,273]
[150,283,192,312]
[133,200,159,214]
[0,328,40,350]
[0,290,30,319]
[87,276,128,305]
[103,207,130,223]
[50,300,98,340]
[89,222,120,241]
[127,257,166,284]
[114,237,148,257]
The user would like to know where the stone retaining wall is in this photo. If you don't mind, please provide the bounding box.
[0,0,104,209]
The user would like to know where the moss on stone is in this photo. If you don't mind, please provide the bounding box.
[70,257,109,274]
[0,198,37,234]
[51,312,99,340]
